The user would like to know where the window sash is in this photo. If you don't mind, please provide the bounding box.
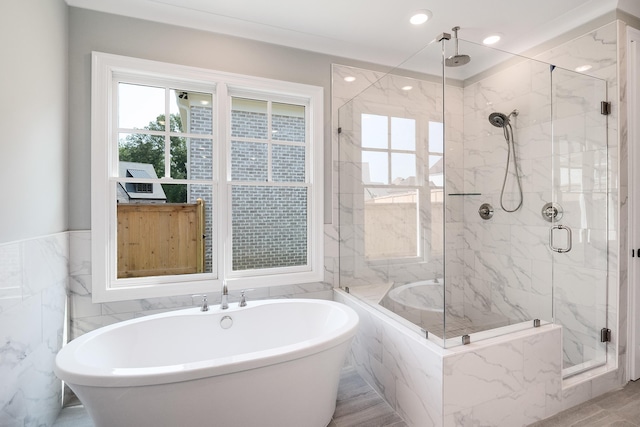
[226,93,312,278]
[91,52,323,303]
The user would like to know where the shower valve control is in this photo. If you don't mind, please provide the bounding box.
[541,202,563,222]
[478,203,494,220]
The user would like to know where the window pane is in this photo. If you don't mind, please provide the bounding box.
[231,98,268,139]
[116,183,213,278]
[273,144,305,182]
[231,186,307,271]
[231,141,268,181]
[429,121,444,153]
[429,155,443,187]
[168,135,188,180]
[187,137,213,180]
[362,114,388,149]
[272,102,306,142]
[364,188,418,259]
[362,150,388,184]
[170,90,213,135]
[391,117,416,151]
[118,133,165,179]
[118,83,165,131]
[391,153,416,184]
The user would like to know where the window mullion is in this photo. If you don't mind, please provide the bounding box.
[388,116,392,184]
[164,88,171,179]
[267,100,273,183]
[219,84,231,281]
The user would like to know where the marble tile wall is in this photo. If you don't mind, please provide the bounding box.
[459,57,555,329]
[0,233,68,427]
[443,326,563,426]
[331,18,627,426]
[534,20,622,378]
[461,46,614,370]
[68,231,334,339]
[332,63,464,310]
[336,290,564,426]
[0,231,334,426]
[334,291,444,426]
[333,19,622,373]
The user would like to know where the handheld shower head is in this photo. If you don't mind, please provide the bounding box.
[489,110,519,127]
[489,109,523,213]
[488,112,509,128]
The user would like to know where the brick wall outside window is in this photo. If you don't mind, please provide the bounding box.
[189,107,307,271]
[188,106,214,272]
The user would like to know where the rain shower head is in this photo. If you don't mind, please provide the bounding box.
[445,54,471,67]
[445,26,471,67]
[488,112,509,128]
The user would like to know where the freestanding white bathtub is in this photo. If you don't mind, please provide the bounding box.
[54,298,359,427]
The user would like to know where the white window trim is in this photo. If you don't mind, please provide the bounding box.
[91,52,324,303]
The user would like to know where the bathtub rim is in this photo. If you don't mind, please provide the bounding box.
[54,298,359,388]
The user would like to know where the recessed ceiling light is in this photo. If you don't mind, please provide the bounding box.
[410,10,432,25]
[401,86,413,91]
[344,76,356,82]
[575,64,592,72]
[483,34,501,45]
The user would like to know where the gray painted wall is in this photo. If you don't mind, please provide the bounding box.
[0,0,68,244]
[67,7,399,230]
[67,8,634,232]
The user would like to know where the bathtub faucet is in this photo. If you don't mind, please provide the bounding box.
[191,294,209,312]
[221,283,229,310]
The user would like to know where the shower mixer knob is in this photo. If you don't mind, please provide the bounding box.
[478,203,494,220]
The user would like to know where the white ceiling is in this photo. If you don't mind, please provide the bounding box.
[67,0,639,70]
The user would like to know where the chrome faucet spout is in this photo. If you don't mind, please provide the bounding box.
[221,283,229,310]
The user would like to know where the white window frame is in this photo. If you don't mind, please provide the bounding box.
[91,52,324,303]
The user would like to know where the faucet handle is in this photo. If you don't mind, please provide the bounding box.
[238,289,256,307]
[191,294,209,312]
[239,290,247,307]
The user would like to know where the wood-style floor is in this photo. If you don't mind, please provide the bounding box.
[528,379,640,427]
[329,367,407,427]
[54,368,640,427]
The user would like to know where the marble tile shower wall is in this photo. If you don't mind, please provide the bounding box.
[68,231,334,340]
[336,290,564,426]
[333,64,465,303]
[333,22,621,368]
[534,21,622,380]
[462,65,607,366]
[459,58,554,329]
[0,233,68,427]
[459,21,619,370]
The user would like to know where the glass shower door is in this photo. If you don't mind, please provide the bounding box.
[550,66,609,377]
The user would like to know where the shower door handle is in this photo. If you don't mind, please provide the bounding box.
[549,224,572,253]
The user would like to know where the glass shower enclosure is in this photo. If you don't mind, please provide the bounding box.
[336,32,608,377]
